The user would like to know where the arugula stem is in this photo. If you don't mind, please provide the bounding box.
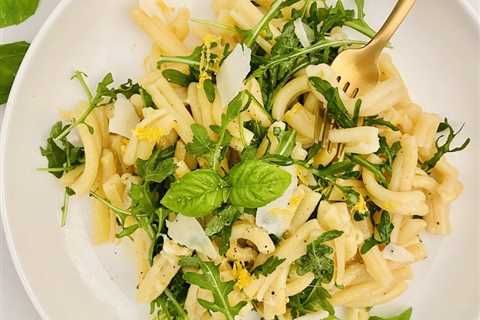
[72,70,93,101]
[164,288,188,319]
[60,188,70,227]
[89,191,132,222]
[211,128,227,171]
[55,103,96,140]
[245,0,286,48]
[157,56,201,67]
[191,18,237,32]
[349,155,387,185]
[263,39,366,70]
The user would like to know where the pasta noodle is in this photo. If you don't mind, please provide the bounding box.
[39,1,470,319]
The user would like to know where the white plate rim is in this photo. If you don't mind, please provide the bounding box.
[0,1,478,319]
[0,0,74,318]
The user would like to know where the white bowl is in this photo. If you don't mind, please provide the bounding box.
[1,0,479,319]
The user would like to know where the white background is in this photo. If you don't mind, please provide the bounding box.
[0,0,478,319]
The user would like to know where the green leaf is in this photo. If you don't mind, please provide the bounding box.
[252,256,286,276]
[421,118,470,172]
[39,121,85,178]
[0,0,39,27]
[136,146,175,179]
[369,308,413,320]
[243,120,267,147]
[150,272,189,320]
[143,156,176,184]
[162,69,194,87]
[376,137,401,175]
[274,129,296,157]
[180,256,246,320]
[289,279,334,317]
[205,206,243,236]
[361,211,394,254]
[309,77,355,128]
[0,41,29,104]
[161,169,230,217]
[186,124,216,157]
[296,230,343,283]
[349,154,387,186]
[229,160,291,208]
[364,116,400,131]
[203,79,216,103]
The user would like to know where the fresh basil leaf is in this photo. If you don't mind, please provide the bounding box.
[252,256,285,276]
[0,41,29,104]
[0,0,39,27]
[181,256,246,320]
[203,79,216,103]
[205,206,243,236]
[369,308,413,320]
[229,160,291,208]
[161,169,230,217]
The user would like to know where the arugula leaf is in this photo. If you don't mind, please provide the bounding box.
[244,120,267,147]
[361,211,394,254]
[0,0,39,27]
[203,79,216,103]
[244,0,301,48]
[210,91,250,170]
[369,308,413,320]
[376,137,401,175]
[0,41,29,104]
[229,160,291,208]
[348,154,387,186]
[180,256,246,320]
[421,118,470,172]
[186,124,216,157]
[344,0,378,40]
[309,77,355,128]
[364,116,400,131]
[289,279,334,317]
[161,169,230,217]
[252,256,285,276]
[150,272,189,320]
[40,121,85,178]
[274,129,297,157]
[296,230,343,283]
[162,69,195,87]
[205,206,243,236]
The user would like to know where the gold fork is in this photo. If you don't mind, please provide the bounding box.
[332,0,416,96]
[315,0,416,160]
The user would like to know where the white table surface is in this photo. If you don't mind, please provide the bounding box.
[0,0,478,319]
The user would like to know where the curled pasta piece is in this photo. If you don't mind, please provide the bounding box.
[431,158,464,203]
[229,220,275,255]
[132,8,189,56]
[263,266,289,320]
[425,192,451,235]
[346,308,369,320]
[412,112,441,160]
[397,218,427,246]
[285,271,315,296]
[355,78,408,117]
[70,104,102,195]
[361,245,393,287]
[141,70,194,143]
[290,186,322,230]
[345,281,408,308]
[329,126,380,155]
[363,156,428,216]
[137,237,191,303]
[246,78,272,127]
[284,103,315,143]
[272,76,309,120]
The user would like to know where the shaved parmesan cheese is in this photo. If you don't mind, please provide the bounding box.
[167,215,219,260]
[235,306,261,320]
[216,44,252,106]
[294,18,311,48]
[109,95,140,138]
[382,243,415,263]
[256,166,298,236]
[294,310,329,320]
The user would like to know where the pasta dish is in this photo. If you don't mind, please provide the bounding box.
[38,0,470,319]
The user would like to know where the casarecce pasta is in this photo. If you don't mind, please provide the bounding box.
[39,1,470,319]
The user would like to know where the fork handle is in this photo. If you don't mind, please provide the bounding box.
[367,0,416,58]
